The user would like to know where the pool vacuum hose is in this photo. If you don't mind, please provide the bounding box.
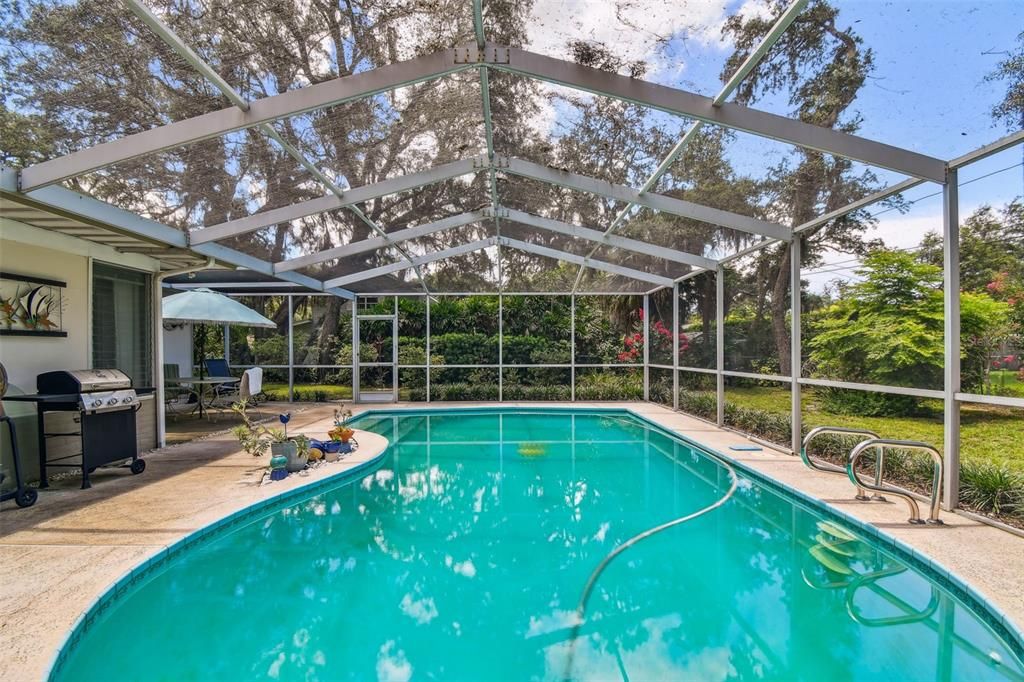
[563,449,739,680]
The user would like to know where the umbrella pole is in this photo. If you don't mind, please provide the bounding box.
[198,323,206,418]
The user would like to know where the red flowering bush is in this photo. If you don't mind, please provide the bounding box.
[616,309,690,363]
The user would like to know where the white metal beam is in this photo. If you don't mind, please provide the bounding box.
[794,177,926,235]
[790,237,802,455]
[275,210,488,272]
[124,0,248,110]
[473,1,503,290]
[488,46,946,183]
[501,156,790,240]
[498,236,673,286]
[576,0,808,291]
[20,50,474,190]
[190,156,487,244]
[502,207,716,269]
[7,184,354,298]
[123,0,429,292]
[785,130,1024,238]
[948,129,1024,169]
[715,0,810,107]
[121,0,428,292]
[324,237,496,288]
[716,265,725,425]
[942,167,960,509]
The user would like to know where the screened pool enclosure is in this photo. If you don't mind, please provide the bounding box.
[2,0,1023,515]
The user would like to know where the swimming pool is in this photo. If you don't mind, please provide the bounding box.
[52,409,1023,681]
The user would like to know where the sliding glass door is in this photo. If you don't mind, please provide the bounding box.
[92,262,152,387]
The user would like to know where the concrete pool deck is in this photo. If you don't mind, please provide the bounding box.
[0,404,386,681]
[1,401,1022,680]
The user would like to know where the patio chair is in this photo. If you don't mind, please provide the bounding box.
[203,357,232,380]
[163,364,198,419]
[208,368,264,420]
[203,357,239,398]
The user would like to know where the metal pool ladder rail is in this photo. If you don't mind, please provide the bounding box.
[847,439,944,525]
[800,426,885,501]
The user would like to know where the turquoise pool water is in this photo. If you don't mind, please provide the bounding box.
[54,409,1022,681]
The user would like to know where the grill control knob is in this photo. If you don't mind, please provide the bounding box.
[123,396,133,404]
[107,397,119,405]
[91,400,102,408]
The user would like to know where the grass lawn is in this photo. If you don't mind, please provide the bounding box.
[263,380,1021,472]
[987,370,1024,398]
[263,383,352,400]
[726,385,1023,472]
[263,383,416,401]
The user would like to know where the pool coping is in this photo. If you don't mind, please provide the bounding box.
[43,404,1023,679]
[43,434,390,681]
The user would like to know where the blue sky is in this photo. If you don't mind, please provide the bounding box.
[530,0,1021,201]
[524,0,1022,289]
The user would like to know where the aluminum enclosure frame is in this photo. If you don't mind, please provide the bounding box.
[5,0,1024,521]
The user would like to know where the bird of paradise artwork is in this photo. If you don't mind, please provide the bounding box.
[0,278,63,333]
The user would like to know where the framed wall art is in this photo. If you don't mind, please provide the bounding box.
[0,271,67,337]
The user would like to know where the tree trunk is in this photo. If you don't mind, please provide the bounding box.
[317,297,343,365]
[771,247,792,375]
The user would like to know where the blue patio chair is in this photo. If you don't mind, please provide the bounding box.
[203,358,239,400]
[203,358,231,379]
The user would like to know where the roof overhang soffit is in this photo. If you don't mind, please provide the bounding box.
[0,179,355,299]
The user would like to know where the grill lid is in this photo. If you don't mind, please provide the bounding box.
[37,369,132,394]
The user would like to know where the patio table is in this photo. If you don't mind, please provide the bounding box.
[168,376,239,419]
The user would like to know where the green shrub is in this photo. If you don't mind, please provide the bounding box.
[252,335,288,364]
[503,383,571,401]
[501,335,548,364]
[816,386,925,417]
[723,402,791,445]
[576,371,643,401]
[677,391,716,421]
[429,383,501,401]
[396,337,444,367]
[960,461,1024,519]
[431,333,498,364]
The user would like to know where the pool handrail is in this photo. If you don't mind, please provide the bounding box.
[847,438,944,525]
[800,426,884,501]
[845,565,942,627]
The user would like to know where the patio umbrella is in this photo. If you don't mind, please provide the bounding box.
[162,288,277,379]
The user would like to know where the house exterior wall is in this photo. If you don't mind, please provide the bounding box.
[163,322,193,377]
[0,236,90,390]
[0,218,161,488]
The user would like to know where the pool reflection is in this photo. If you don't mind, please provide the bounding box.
[55,411,1023,682]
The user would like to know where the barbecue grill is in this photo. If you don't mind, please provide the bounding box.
[5,369,147,489]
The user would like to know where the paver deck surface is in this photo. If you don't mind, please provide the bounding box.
[2,401,1022,681]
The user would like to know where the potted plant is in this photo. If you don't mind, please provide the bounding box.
[329,407,356,453]
[231,405,310,474]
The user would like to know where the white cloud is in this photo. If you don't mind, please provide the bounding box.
[546,613,738,681]
[525,0,740,65]
[376,641,413,682]
[399,593,439,624]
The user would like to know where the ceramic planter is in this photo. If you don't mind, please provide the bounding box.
[272,441,307,472]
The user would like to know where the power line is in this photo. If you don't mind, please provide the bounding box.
[803,244,924,276]
[868,160,1023,220]
[800,160,1022,277]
